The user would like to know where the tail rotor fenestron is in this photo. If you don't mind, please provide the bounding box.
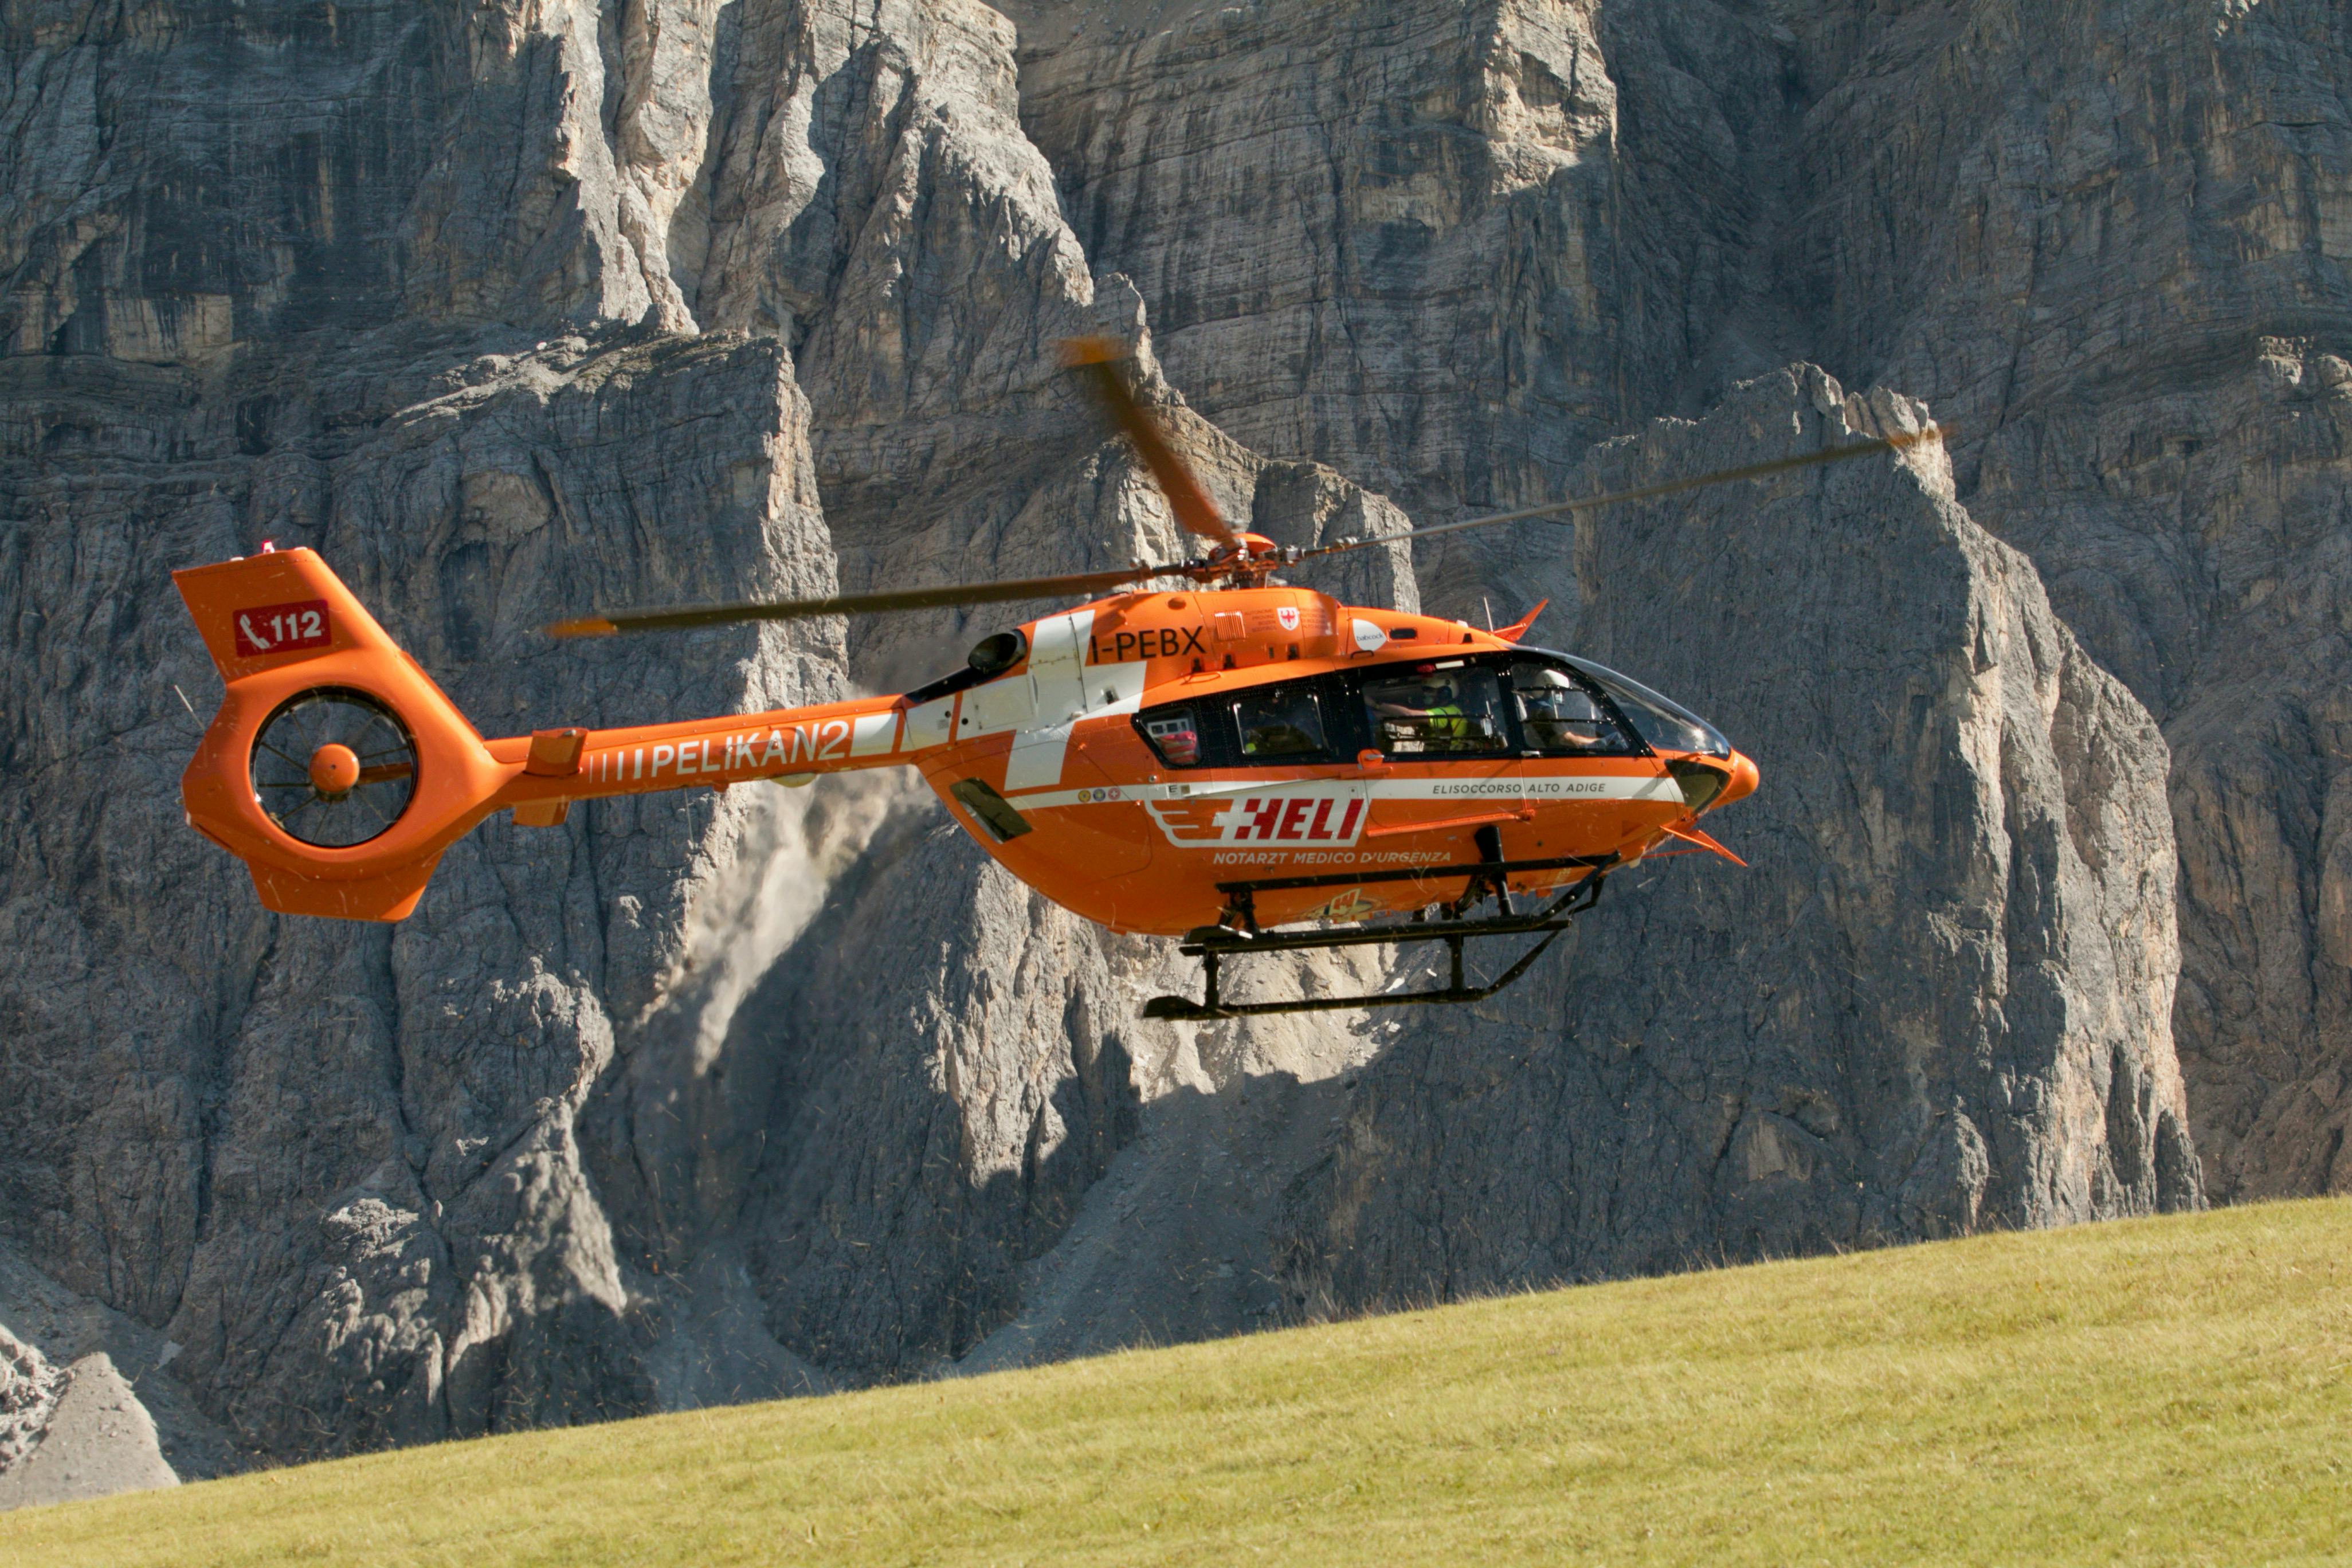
[250,688,419,848]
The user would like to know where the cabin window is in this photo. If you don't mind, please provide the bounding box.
[1234,686,1330,761]
[1139,707,1205,767]
[1357,664,1510,756]
[1508,660,1638,755]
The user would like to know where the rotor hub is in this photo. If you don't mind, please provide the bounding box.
[1207,532,1288,585]
[308,742,361,797]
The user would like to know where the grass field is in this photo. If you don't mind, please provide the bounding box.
[7,1199,2350,1566]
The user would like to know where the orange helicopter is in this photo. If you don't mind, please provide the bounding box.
[173,342,1941,1018]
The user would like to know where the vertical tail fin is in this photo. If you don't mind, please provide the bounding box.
[174,548,508,920]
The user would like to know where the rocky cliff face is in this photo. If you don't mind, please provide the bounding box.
[1821,5,2352,1204]
[1282,370,2196,1310]
[0,0,2287,1472]
[0,0,1409,1463]
[1009,0,2352,1201]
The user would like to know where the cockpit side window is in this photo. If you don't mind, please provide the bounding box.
[1234,685,1331,762]
[1357,664,1511,757]
[1508,659,1640,756]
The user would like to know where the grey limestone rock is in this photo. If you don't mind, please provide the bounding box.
[0,1235,236,1508]
[5,322,845,1457]
[1279,370,2197,1312]
[1769,1,2352,1204]
[0,1351,178,1512]
[1008,0,2352,1202]
[0,1239,242,1487]
[0,1324,62,1481]
[1004,0,1785,613]
[0,0,1413,1456]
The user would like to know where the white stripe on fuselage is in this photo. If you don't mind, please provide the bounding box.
[1003,773,1683,809]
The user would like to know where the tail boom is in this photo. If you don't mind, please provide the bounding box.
[483,698,915,824]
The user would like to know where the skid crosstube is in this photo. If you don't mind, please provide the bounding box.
[1142,846,1612,1021]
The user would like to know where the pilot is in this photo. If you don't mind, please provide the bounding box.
[1516,668,1612,749]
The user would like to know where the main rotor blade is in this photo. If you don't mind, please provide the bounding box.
[1296,424,1952,567]
[544,562,1189,639]
[1063,338,1241,552]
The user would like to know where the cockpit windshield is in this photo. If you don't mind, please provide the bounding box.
[1561,657,1731,758]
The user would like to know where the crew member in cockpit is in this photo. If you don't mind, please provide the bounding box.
[1514,667,1619,751]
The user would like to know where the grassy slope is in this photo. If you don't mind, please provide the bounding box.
[7,1199,2350,1566]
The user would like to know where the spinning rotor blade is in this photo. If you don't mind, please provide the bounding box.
[1061,337,1240,552]
[544,352,1946,639]
[1293,424,1953,569]
[544,562,1189,639]
[546,339,1244,641]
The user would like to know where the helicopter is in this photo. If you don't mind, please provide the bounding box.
[172,341,1941,1019]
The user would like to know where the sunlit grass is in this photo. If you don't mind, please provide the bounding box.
[9,1199,2350,1565]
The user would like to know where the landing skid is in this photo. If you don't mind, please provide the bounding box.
[1142,833,1613,1021]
